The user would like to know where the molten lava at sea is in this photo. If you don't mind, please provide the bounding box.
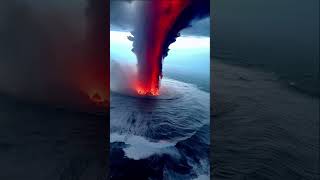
[136,86,160,96]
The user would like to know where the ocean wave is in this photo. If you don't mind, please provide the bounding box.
[110,79,209,141]
[111,133,180,160]
[110,78,210,179]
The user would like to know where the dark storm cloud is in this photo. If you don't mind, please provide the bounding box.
[181,17,210,36]
[110,0,136,31]
[110,0,210,36]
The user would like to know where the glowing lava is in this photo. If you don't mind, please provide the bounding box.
[129,0,191,96]
[136,86,160,96]
[88,89,107,105]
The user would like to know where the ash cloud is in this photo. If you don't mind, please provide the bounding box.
[110,0,210,37]
[0,0,108,107]
[159,0,210,58]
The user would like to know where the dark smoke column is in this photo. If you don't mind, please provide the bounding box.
[129,0,209,96]
[86,0,109,105]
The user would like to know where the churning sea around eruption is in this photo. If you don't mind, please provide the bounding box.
[110,78,210,180]
[110,29,210,179]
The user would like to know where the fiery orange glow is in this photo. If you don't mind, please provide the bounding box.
[88,89,108,105]
[135,85,159,96]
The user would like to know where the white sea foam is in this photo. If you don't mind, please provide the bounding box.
[110,78,210,179]
[192,174,210,180]
[111,133,180,160]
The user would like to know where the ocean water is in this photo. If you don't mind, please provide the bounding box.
[110,31,211,179]
[110,79,210,179]
[212,48,319,97]
[211,61,319,179]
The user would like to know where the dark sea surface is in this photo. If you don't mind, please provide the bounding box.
[211,1,319,177]
[212,51,319,97]
[110,79,210,180]
[211,61,319,180]
[0,92,108,180]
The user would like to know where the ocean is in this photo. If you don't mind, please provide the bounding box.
[110,31,211,179]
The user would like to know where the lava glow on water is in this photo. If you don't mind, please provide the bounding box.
[136,86,160,96]
[135,77,160,96]
[88,88,108,105]
[130,0,190,96]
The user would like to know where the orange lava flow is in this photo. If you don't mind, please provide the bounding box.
[136,86,160,96]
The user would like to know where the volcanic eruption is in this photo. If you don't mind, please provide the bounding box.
[128,0,209,96]
[84,0,109,107]
[110,1,211,178]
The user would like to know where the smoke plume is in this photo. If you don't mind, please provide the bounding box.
[0,0,109,110]
[128,0,209,96]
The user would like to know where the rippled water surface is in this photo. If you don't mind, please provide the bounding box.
[110,79,210,180]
